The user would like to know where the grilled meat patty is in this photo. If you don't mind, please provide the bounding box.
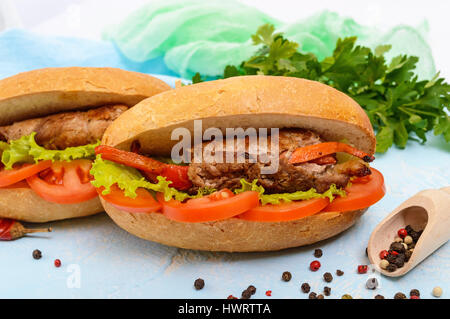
[188,129,371,194]
[0,105,128,149]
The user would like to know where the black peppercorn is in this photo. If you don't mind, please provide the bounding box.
[390,242,406,253]
[194,278,205,290]
[386,253,397,263]
[386,263,398,272]
[314,249,323,258]
[394,254,405,268]
[317,294,324,299]
[309,292,317,299]
[324,287,331,296]
[410,289,420,297]
[405,250,412,262]
[336,269,344,276]
[394,292,407,299]
[247,285,256,295]
[301,283,311,293]
[405,225,414,234]
[323,272,333,283]
[241,289,252,299]
[282,271,292,282]
[32,249,42,260]
[374,294,385,299]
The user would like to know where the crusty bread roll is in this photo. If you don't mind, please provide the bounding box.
[0,67,171,222]
[101,75,376,252]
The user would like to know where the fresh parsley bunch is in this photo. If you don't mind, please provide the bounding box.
[193,24,450,153]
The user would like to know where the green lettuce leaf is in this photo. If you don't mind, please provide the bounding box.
[0,133,99,170]
[90,156,214,201]
[90,157,346,205]
[232,179,346,205]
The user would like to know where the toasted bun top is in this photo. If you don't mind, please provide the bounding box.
[0,67,172,126]
[103,76,376,155]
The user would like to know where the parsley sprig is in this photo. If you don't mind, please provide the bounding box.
[193,24,450,153]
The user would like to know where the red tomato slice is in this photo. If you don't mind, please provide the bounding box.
[157,191,260,223]
[322,168,385,212]
[26,160,98,204]
[238,198,329,222]
[0,161,52,188]
[98,185,161,214]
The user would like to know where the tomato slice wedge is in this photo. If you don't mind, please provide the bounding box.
[238,198,329,222]
[98,185,161,214]
[0,161,52,188]
[157,190,260,223]
[322,168,385,212]
[26,160,98,204]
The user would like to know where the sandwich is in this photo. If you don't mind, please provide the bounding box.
[90,75,386,252]
[0,67,171,223]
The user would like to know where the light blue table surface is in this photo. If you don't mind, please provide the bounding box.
[0,29,449,299]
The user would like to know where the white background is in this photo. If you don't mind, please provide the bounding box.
[2,0,449,77]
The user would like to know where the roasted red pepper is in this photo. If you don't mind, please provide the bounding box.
[95,145,192,191]
[0,218,52,241]
[289,142,375,165]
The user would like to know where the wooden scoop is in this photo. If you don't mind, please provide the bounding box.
[368,186,450,277]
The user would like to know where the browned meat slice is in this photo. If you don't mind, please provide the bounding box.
[188,129,371,194]
[0,105,128,149]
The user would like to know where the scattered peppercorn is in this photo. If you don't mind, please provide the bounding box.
[394,292,407,299]
[265,290,272,297]
[194,278,205,290]
[309,292,317,299]
[317,294,324,299]
[247,285,256,295]
[432,287,443,298]
[398,228,408,239]
[365,247,368,256]
[357,265,368,274]
[374,295,385,299]
[410,295,420,299]
[241,289,252,299]
[366,278,378,290]
[324,287,331,296]
[227,295,238,299]
[341,294,353,299]
[410,289,420,297]
[282,271,292,282]
[32,249,42,260]
[310,260,321,272]
[301,283,311,293]
[314,249,323,258]
[54,259,61,268]
[323,272,333,283]
[336,270,344,276]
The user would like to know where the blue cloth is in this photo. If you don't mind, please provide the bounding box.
[0,29,448,299]
[0,29,179,79]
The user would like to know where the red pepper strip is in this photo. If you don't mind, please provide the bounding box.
[289,142,375,165]
[95,145,192,191]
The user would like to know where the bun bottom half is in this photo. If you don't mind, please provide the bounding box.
[0,187,104,223]
[103,199,367,252]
